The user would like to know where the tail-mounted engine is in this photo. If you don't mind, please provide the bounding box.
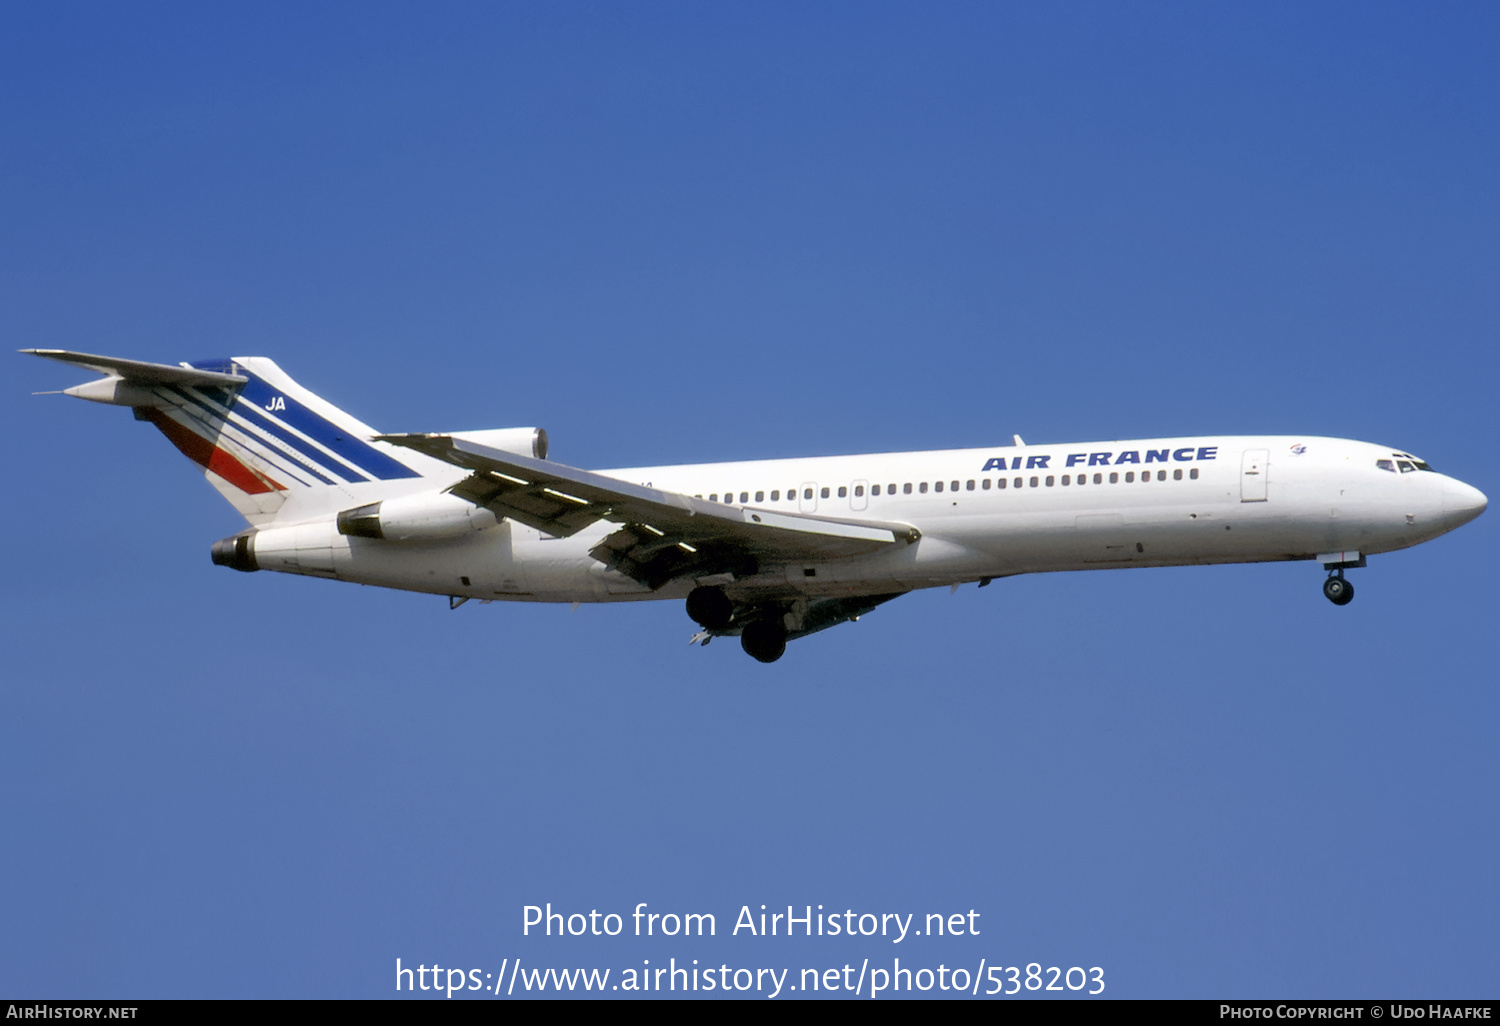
[337,492,497,542]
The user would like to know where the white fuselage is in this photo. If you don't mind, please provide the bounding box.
[247,435,1487,605]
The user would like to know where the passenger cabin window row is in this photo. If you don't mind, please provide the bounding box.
[695,467,1202,504]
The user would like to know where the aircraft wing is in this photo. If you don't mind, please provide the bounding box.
[378,433,919,589]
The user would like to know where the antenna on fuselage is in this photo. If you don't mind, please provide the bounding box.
[1013,434,1025,447]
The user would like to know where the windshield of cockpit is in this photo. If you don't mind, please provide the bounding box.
[1375,452,1434,473]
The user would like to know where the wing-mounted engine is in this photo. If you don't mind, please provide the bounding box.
[337,492,498,542]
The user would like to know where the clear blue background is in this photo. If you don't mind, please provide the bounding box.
[2,1,1496,999]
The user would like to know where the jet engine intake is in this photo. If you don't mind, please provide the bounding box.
[448,427,548,460]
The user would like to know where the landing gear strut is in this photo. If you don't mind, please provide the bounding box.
[740,618,788,663]
[1323,571,1354,606]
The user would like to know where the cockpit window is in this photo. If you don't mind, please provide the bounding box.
[1396,460,1415,473]
[1376,460,1395,472]
[1394,453,1436,471]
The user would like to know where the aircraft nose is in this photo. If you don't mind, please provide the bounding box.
[1442,477,1487,528]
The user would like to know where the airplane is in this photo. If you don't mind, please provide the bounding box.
[25,349,1488,663]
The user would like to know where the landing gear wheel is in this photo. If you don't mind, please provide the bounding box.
[740,619,788,663]
[1323,576,1354,606]
[686,586,733,630]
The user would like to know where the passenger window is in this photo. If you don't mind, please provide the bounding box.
[903,483,912,494]
[804,488,813,500]
[838,486,847,498]
[1397,460,1415,473]
[934,481,943,493]
[1075,474,1084,486]
[1125,472,1135,483]
[1189,468,1199,480]
[1173,469,1182,481]
[755,491,764,502]
[854,485,864,497]
[951,481,959,491]
[740,492,749,503]
[771,490,780,501]
[1109,472,1118,484]
[982,478,991,490]
[920,482,929,494]
[872,484,880,496]
[710,494,718,502]
[997,478,1007,489]
[1014,477,1023,489]
[1093,473,1102,484]
[1045,475,1055,487]
[1029,476,1039,488]
[1157,470,1166,481]
[888,484,896,494]
[966,480,975,491]
[1061,475,1070,486]
[821,486,830,498]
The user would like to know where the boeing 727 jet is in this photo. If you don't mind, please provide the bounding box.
[26,349,1488,662]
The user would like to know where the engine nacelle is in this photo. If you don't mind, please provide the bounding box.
[337,492,498,542]
[449,427,548,460]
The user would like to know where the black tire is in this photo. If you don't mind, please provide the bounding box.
[740,619,788,663]
[686,586,733,629]
[1323,576,1354,605]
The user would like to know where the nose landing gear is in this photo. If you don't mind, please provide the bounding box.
[1319,552,1364,606]
[1323,571,1354,606]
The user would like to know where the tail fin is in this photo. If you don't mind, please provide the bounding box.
[25,349,431,525]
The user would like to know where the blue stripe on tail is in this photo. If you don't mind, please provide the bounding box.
[234,372,420,481]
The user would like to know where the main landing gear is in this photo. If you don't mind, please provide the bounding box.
[685,585,733,630]
[685,585,789,663]
[1323,571,1354,606]
[739,619,788,664]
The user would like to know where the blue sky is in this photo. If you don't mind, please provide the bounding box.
[2,2,1497,999]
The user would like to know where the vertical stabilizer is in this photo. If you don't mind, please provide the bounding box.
[25,350,441,526]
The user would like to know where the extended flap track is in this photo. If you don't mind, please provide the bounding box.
[449,469,607,538]
[591,524,757,591]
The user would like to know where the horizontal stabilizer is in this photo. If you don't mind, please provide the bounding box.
[21,349,247,389]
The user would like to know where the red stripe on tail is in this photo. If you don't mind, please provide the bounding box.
[140,408,286,494]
